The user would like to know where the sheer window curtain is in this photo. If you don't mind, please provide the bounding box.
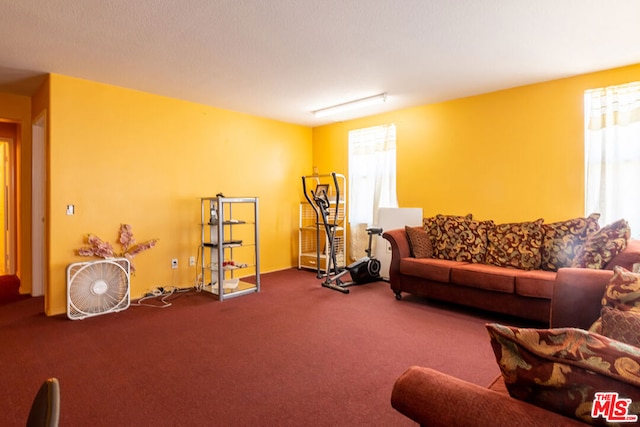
[348,124,398,260]
[585,81,640,238]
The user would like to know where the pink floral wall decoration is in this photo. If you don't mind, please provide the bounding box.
[77,224,158,272]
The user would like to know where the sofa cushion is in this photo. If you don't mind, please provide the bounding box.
[422,215,442,249]
[540,213,601,271]
[600,306,640,347]
[450,264,515,293]
[423,214,472,257]
[424,214,478,261]
[487,323,640,425]
[572,219,630,269]
[589,266,640,333]
[452,218,493,264]
[400,258,467,283]
[601,266,640,311]
[514,270,556,299]
[436,216,492,263]
[485,219,544,270]
[405,226,433,258]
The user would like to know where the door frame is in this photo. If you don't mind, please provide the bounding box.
[31,112,46,297]
[0,136,16,275]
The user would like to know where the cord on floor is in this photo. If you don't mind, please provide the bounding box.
[131,286,194,308]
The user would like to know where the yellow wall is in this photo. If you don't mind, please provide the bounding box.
[2,62,640,316]
[46,74,311,315]
[313,63,640,224]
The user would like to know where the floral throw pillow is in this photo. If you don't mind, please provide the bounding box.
[486,323,640,425]
[540,213,601,271]
[423,214,472,260]
[589,266,640,334]
[572,219,630,269]
[436,216,492,263]
[422,216,441,240]
[454,219,493,264]
[405,226,433,258]
[485,219,544,270]
[601,266,640,311]
[600,306,640,347]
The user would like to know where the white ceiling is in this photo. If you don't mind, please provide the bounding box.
[1,0,639,127]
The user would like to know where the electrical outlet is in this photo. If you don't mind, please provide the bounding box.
[189,256,196,266]
[171,258,178,269]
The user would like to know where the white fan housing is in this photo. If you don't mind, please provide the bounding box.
[66,258,131,320]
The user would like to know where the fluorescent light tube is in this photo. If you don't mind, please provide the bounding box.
[312,93,387,118]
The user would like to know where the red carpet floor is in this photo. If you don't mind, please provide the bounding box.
[0,275,25,306]
[0,268,536,426]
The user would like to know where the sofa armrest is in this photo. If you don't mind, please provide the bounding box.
[606,239,640,271]
[382,228,411,258]
[550,268,613,329]
[551,241,640,329]
[391,366,584,427]
[382,228,411,287]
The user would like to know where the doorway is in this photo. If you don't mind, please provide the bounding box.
[0,138,10,274]
[0,126,17,277]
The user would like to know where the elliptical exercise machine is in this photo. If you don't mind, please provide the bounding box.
[302,172,383,294]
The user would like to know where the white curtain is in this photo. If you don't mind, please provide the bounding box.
[585,81,640,238]
[348,124,398,260]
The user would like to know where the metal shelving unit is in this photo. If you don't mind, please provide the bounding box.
[200,196,259,301]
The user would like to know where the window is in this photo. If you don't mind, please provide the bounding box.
[584,81,640,237]
[348,124,398,258]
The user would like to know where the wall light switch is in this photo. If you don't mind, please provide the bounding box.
[66,204,75,215]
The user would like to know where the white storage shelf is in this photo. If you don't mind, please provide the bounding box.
[298,202,345,272]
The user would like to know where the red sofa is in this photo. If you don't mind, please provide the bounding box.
[390,266,633,426]
[382,226,640,323]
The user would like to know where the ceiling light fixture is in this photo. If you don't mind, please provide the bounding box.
[312,93,387,118]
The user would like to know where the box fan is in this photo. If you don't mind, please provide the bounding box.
[66,258,130,320]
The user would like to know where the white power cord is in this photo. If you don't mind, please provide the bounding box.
[131,286,193,308]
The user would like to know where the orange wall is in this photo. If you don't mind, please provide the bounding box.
[313,63,640,224]
[45,74,311,315]
[2,62,640,316]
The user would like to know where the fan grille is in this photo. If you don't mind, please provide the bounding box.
[66,258,130,320]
